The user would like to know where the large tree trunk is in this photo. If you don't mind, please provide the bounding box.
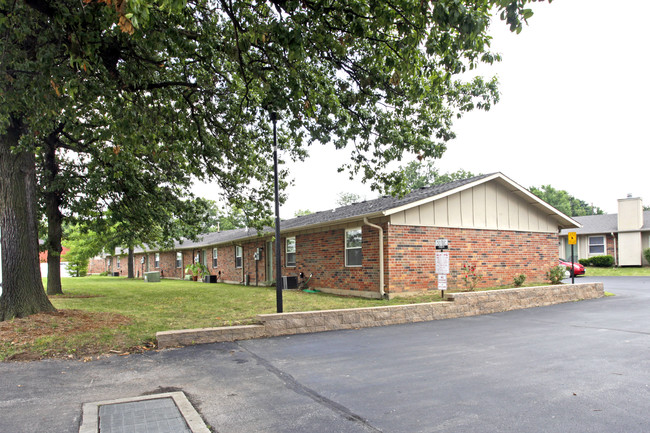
[0,119,56,321]
[44,133,64,295]
[127,246,135,278]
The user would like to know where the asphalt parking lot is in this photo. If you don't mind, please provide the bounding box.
[1,276,649,433]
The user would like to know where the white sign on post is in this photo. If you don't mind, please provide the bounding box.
[437,274,447,290]
[435,252,450,275]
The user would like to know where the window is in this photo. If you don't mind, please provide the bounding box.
[235,246,243,268]
[345,228,363,267]
[212,248,218,267]
[176,252,182,268]
[116,256,121,268]
[588,236,605,255]
[154,253,160,268]
[286,237,296,267]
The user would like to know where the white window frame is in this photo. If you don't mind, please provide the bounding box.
[212,248,218,267]
[116,256,121,268]
[235,246,243,268]
[345,228,363,267]
[154,252,160,268]
[286,237,296,267]
[588,235,606,256]
[176,252,182,268]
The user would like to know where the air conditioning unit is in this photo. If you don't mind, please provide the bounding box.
[203,275,217,283]
[282,276,298,289]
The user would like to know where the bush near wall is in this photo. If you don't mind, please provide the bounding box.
[578,258,590,266]
[588,255,614,267]
[644,248,650,264]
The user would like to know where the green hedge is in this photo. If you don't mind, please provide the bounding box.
[588,255,614,267]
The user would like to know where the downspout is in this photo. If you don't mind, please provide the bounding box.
[363,218,385,298]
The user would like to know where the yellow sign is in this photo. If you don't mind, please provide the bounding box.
[568,232,577,245]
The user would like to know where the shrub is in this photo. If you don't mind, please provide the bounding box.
[589,255,614,267]
[99,271,109,276]
[461,262,482,291]
[644,248,650,264]
[66,259,89,277]
[578,258,590,267]
[513,274,526,287]
[546,266,566,285]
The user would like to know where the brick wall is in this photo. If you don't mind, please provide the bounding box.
[102,222,558,297]
[87,257,108,274]
[292,226,381,294]
[387,225,558,293]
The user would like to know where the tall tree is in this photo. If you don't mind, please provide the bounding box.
[1,0,549,320]
[337,192,366,207]
[529,185,603,217]
[390,160,478,194]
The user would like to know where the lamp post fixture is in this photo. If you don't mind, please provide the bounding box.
[271,112,283,313]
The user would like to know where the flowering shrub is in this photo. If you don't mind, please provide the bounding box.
[461,262,482,291]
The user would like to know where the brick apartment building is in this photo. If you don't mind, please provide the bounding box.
[105,173,580,298]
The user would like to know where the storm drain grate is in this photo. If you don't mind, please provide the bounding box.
[80,392,210,433]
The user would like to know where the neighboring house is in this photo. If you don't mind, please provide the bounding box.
[38,245,71,263]
[559,196,650,266]
[38,244,71,278]
[106,173,579,298]
[88,254,110,275]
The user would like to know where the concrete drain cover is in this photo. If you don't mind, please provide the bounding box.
[80,392,210,433]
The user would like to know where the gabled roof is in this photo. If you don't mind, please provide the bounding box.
[559,211,650,236]
[129,172,579,254]
[280,173,496,231]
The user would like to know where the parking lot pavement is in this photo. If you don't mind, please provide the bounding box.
[1,277,650,433]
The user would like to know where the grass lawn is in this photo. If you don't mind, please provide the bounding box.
[1,276,452,361]
[0,275,578,361]
[582,266,650,277]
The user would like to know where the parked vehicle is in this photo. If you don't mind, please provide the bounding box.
[559,258,586,277]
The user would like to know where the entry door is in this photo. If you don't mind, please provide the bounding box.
[266,241,273,281]
[565,242,576,261]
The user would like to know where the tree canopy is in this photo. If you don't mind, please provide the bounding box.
[1,0,550,320]
[389,160,478,194]
[529,185,603,217]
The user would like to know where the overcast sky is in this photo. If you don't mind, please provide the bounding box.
[195,0,649,217]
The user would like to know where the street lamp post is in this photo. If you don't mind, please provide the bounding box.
[271,112,283,313]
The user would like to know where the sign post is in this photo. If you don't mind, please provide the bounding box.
[568,232,577,284]
[435,239,450,298]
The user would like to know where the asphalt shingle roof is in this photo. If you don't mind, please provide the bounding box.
[280,173,495,231]
[559,211,650,235]
[130,174,494,253]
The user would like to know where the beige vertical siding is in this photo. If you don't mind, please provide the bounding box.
[390,180,557,233]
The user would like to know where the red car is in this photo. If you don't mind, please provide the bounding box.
[559,258,585,277]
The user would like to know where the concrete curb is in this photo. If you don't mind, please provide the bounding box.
[156,282,604,349]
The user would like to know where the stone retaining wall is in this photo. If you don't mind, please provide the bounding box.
[156,282,604,349]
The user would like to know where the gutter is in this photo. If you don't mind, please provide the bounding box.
[363,217,385,298]
[611,232,618,266]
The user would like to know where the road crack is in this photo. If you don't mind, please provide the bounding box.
[237,342,383,433]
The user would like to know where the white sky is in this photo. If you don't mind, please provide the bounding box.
[195,0,650,217]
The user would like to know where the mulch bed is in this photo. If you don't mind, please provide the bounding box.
[0,309,140,362]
